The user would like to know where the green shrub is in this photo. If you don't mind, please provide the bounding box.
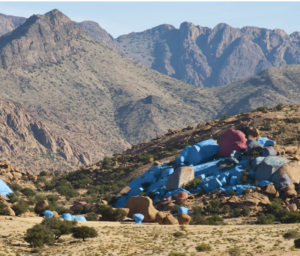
[12,199,29,215]
[37,176,46,183]
[281,211,300,223]
[171,205,180,214]
[39,171,48,176]
[267,198,283,214]
[173,231,185,238]
[24,224,55,248]
[140,154,154,162]
[168,252,186,256]
[228,246,242,256]
[234,208,242,217]
[222,205,231,214]
[228,190,236,196]
[196,243,212,252]
[283,230,300,239]
[0,201,11,215]
[56,185,79,198]
[184,178,201,190]
[256,106,267,112]
[206,214,224,225]
[250,150,261,158]
[46,195,59,202]
[294,238,300,248]
[256,213,275,224]
[85,212,99,221]
[276,103,284,110]
[220,114,228,121]
[10,183,22,191]
[241,206,250,216]
[53,206,72,215]
[7,193,19,203]
[72,226,98,241]
[41,218,76,239]
[35,195,46,202]
[21,188,36,197]
[97,205,127,221]
[208,200,221,213]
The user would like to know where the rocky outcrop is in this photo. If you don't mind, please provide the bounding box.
[0,160,36,183]
[117,22,300,87]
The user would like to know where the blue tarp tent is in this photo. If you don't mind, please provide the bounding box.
[0,179,13,197]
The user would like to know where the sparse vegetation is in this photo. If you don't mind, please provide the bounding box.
[196,243,212,252]
[72,226,98,241]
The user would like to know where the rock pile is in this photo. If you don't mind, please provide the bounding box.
[0,160,37,183]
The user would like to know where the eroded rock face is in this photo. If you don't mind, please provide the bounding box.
[165,167,194,191]
[125,196,158,222]
[278,162,300,183]
[177,213,191,225]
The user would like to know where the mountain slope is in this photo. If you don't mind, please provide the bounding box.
[0,13,26,36]
[116,22,300,87]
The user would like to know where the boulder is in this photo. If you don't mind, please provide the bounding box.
[287,204,297,212]
[125,196,158,222]
[176,191,189,203]
[101,200,108,205]
[52,211,59,218]
[262,147,277,157]
[271,173,293,190]
[278,162,300,183]
[11,172,22,180]
[247,128,261,140]
[34,200,49,215]
[219,129,247,157]
[7,206,15,216]
[246,138,263,153]
[262,184,276,195]
[257,137,275,147]
[284,189,297,198]
[177,213,191,225]
[255,156,287,181]
[165,167,194,191]
[70,201,87,212]
[281,184,295,193]
[163,214,176,225]
[155,212,167,224]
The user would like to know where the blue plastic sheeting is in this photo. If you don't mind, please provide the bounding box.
[176,146,191,164]
[61,213,72,220]
[257,137,275,147]
[186,139,219,166]
[75,216,87,221]
[133,213,144,224]
[230,176,238,186]
[271,172,293,190]
[193,160,221,178]
[146,179,167,193]
[115,196,128,208]
[129,177,143,189]
[164,188,190,198]
[0,179,13,197]
[43,210,53,218]
[178,206,189,215]
[236,185,256,195]
[201,177,222,192]
[161,168,174,178]
[258,180,273,187]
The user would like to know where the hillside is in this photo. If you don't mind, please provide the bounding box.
[0,13,26,36]
[116,22,300,87]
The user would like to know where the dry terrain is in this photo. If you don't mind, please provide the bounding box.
[1,216,300,256]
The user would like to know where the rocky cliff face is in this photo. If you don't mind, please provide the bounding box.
[0,97,91,173]
[77,21,119,51]
[116,22,300,87]
[0,13,26,36]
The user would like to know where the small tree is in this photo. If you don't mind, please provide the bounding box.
[7,192,19,203]
[21,188,36,197]
[0,201,11,215]
[41,218,76,240]
[72,226,98,241]
[85,212,99,221]
[12,199,29,215]
[24,224,55,248]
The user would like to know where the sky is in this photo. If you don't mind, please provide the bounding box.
[0,2,299,38]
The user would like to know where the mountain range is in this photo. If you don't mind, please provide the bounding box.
[0,9,300,173]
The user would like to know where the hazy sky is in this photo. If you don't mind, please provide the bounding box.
[0,2,299,38]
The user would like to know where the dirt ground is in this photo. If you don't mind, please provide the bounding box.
[1,216,300,256]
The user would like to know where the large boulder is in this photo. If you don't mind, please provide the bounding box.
[219,129,247,157]
[255,156,287,182]
[52,211,59,218]
[277,162,300,183]
[155,212,167,224]
[271,172,293,190]
[70,201,87,213]
[177,213,191,225]
[34,200,49,215]
[262,184,276,195]
[163,214,176,225]
[165,167,194,191]
[246,138,263,154]
[83,203,98,213]
[176,191,189,203]
[125,196,158,222]
[262,147,277,157]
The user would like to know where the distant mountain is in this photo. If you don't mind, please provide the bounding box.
[1,9,300,174]
[0,13,26,36]
[116,22,300,87]
[77,21,119,51]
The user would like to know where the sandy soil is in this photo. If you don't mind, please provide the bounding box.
[1,216,300,255]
